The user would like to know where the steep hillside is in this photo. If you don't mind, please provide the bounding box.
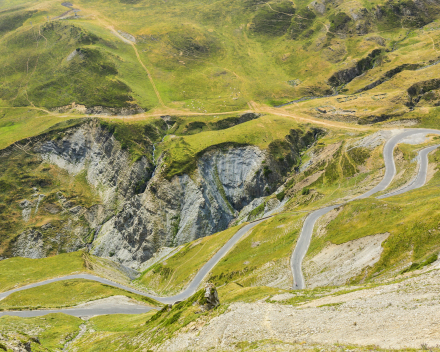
[2,0,440,351]
[0,113,325,268]
[0,0,439,112]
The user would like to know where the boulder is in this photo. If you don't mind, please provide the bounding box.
[203,283,220,310]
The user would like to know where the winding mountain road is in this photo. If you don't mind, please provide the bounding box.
[291,128,440,289]
[0,219,267,317]
[1,129,439,317]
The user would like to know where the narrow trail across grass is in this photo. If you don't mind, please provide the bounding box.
[107,25,166,108]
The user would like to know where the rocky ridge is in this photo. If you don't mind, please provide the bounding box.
[4,119,319,268]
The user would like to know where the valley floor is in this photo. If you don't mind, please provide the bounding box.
[160,265,440,351]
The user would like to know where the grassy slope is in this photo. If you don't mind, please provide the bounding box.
[308,148,440,281]
[69,286,287,351]
[0,251,85,292]
[277,129,382,213]
[285,19,440,123]
[158,113,303,178]
[0,250,153,292]
[0,108,83,150]
[0,137,99,256]
[0,313,82,351]
[139,212,305,293]
[209,212,304,287]
[0,0,439,112]
[137,224,246,295]
[0,278,158,310]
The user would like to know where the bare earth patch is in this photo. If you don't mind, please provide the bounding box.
[303,233,390,288]
[159,267,440,351]
[73,295,149,308]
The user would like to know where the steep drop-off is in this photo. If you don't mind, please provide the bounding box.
[1,118,320,268]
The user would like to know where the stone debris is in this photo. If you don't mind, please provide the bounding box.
[161,268,440,351]
[13,229,45,259]
[304,232,390,288]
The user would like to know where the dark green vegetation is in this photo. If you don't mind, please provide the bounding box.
[158,114,321,179]
[99,118,167,162]
[285,142,372,198]
[0,8,36,35]
[0,22,137,109]
[407,78,440,107]
[250,1,296,36]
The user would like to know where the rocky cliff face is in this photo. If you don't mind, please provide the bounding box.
[3,119,318,268]
[92,145,274,268]
[2,119,153,259]
[38,121,151,208]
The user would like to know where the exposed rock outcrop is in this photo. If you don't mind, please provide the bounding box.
[407,78,440,107]
[3,119,154,259]
[92,145,274,268]
[203,283,220,311]
[37,120,151,210]
[328,49,384,88]
[4,119,320,267]
[52,103,145,115]
[13,229,45,259]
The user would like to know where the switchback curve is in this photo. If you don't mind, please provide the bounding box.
[1,129,439,316]
[291,129,440,289]
[0,218,267,316]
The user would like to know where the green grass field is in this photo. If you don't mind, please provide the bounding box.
[0,278,158,310]
[0,0,438,114]
[0,313,82,351]
[0,252,86,292]
[209,212,305,286]
[137,224,246,295]
[0,108,84,150]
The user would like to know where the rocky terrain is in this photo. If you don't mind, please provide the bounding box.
[160,264,440,351]
[90,125,318,268]
[1,118,318,268]
[3,119,153,260]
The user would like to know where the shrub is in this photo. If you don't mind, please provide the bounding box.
[276,191,285,201]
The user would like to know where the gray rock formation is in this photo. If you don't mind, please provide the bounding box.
[8,120,153,259]
[19,199,32,222]
[13,229,45,259]
[310,0,326,15]
[4,119,317,266]
[203,283,220,310]
[37,120,151,214]
[92,145,273,268]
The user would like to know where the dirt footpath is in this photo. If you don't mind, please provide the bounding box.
[160,266,440,351]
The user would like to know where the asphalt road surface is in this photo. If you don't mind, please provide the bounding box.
[0,306,153,318]
[0,219,267,316]
[1,129,439,316]
[291,129,440,289]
